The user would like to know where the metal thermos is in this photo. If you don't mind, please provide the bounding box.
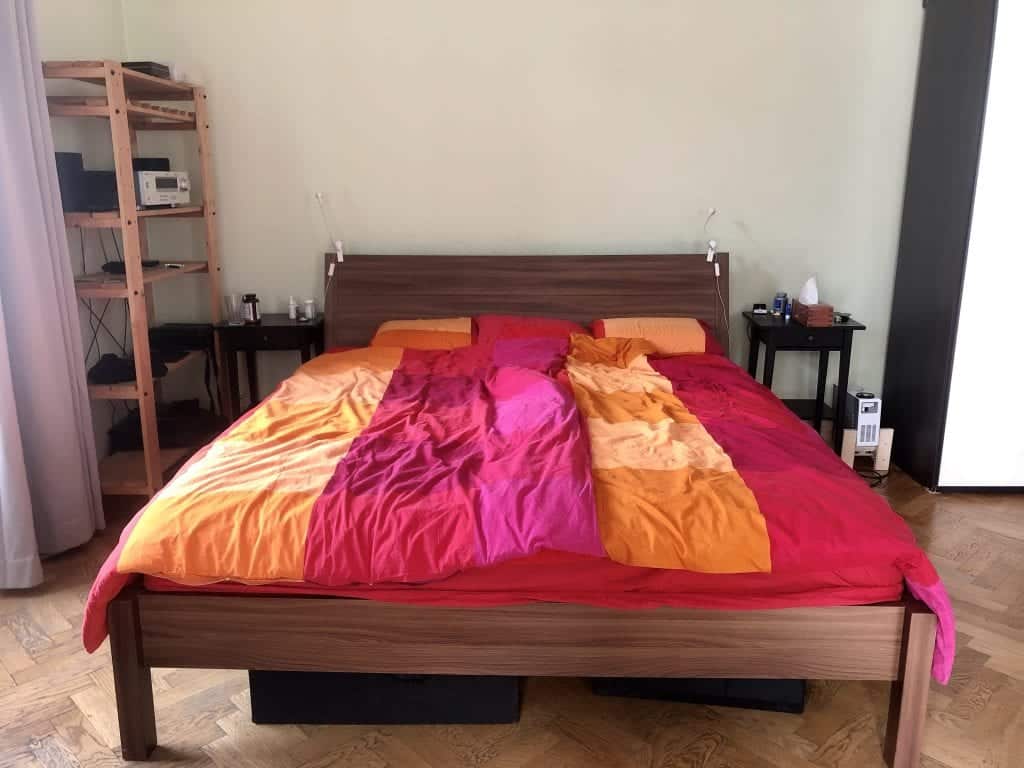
[241,293,261,324]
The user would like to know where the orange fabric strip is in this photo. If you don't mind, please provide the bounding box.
[573,384,697,426]
[568,334,657,367]
[593,466,769,572]
[371,329,472,350]
[117,347,401,583]
[567,336,770,573]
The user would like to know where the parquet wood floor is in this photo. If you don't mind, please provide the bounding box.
[1,470,1021,767]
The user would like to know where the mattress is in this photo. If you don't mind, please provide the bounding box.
[143,550,905,610]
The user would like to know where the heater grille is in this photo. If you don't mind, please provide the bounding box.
[859,423,878,445]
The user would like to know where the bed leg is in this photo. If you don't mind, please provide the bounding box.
[883,600,936,768]
[108,589,157,761]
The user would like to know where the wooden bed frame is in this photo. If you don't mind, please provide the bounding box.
[108,254,936,768]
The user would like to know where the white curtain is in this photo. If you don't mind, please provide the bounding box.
[0,0,103,587]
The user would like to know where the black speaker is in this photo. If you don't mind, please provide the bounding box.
[82,171,119,212]
[132,157,171,172]
[54,152,84,212]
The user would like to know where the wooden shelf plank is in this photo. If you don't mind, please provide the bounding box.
[65,206,204,229]
[43,60,196,101]
[122,69,197,101]
[41,60,108,82]
[48,96,196,128]
[88,350,204,400]
[99,447,190,496]
[89,382,139,400]
[127,101,195,126]
[129,120,196,132]
[75,261,209,298]
[47,96,109,118]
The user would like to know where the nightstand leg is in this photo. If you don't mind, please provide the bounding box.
[245,350,259,409]
[225,347,241,421]
[747,336,759,377]
[833,332,853,453]
[762,342,776,389]
[814,351,829,434]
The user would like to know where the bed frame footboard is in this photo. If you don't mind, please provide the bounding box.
[106,589,935,765]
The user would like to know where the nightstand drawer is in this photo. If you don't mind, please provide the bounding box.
[220,323,321,352]
[771,326,846,349]
[230,327,314,350]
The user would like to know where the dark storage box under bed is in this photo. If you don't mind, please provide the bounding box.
[249,671,522,725]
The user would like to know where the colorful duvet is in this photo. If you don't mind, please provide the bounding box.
[84,334,954,682]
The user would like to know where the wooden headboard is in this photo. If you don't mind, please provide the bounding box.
[323,253,729,349]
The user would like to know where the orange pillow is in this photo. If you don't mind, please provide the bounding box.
[370,318,473,350]
[592,317,711,355]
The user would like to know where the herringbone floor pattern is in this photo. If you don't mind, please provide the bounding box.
[1,471,1021,767]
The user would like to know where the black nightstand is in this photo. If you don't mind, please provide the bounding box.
[215,313,325,420]
[742,311,866,453]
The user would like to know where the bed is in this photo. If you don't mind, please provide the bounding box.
[86,253,950,768]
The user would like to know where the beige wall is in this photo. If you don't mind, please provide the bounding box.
[36,0,124,168]
[35,0,128,453]
[40,0,924,401]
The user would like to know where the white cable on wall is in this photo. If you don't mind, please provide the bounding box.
[703,207,730,352]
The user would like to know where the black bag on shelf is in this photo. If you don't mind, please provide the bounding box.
[108,398,228,453]
[149,323,219,412]
[87,353,167,385]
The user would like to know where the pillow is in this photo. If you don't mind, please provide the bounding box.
[592,317,722,356]
[476,314,587,345]
[370,317,473,350]
[698,320,726,356]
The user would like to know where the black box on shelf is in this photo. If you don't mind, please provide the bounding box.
[249,672,522,725]
[132,157,171,172]
[121,61,171,79]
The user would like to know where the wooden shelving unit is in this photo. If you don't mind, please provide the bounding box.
[45,60,224,498]
[65,206,204,228]
[75,260,209,299]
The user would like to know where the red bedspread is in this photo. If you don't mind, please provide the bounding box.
[84,343,954,683]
